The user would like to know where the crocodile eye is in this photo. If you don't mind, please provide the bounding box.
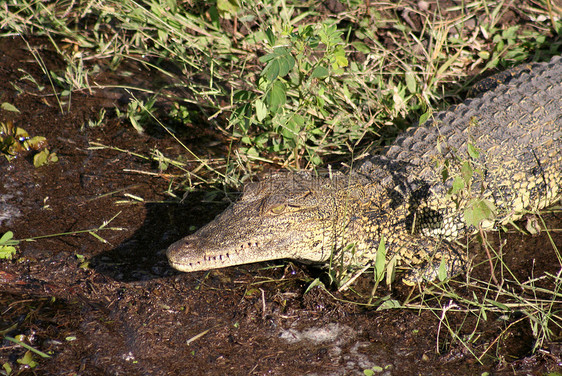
[269,203,286,214]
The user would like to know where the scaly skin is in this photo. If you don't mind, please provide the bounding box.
[167,56,562,283]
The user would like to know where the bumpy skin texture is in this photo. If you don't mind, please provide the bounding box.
[167,56,562,283]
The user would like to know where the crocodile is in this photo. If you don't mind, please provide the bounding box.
[167,56,562,283]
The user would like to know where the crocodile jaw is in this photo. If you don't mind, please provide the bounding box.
[166,233,304,272]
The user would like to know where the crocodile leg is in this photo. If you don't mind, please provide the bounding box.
[366,232,470,285]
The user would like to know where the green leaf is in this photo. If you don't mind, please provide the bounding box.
[334,54,348,68]
[129,115,144,133]
[244,146,260,158]
[460,161,473,185]
[480,306,488,321]
[1,103,20,113]
[33,150,47,167]
[166,0,177,12]
[385,254,397,286]
[464,199,496,228]
[277,54,294,77]
[485,298,509,311]
[0,231,14,244]
[260,47,294,82]
[374,236,386,282]
[0,245,17,260]
[33,149,58,168]
[17,351,38,368]
[264,28,276,46]
[2,362,12,375]
[259,52,276,63]
[282,114,303,138]
[437,256,448,281]
[405,71,417,94]
[268,81,286,112]
[311,66,329,79]
[304,278,326,294]
[0,231,18,260]
[263,58,280,82]
[376,298,401,310]
[441,165,449,182]
[255,99,268,122]
[467,142,480,159]
[309,154,322,166]
[157,29,168,43]
[448,176,465,196]
[14,127,29,139]
[217,0,239,18]
[478,51,490,60]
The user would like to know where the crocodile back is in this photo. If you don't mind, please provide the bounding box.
[358,56,562,237]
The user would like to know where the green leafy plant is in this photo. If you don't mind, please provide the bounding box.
[439,134,497,229]
[0,121,58,166]
[0,231,18,260]
[126,97,157,134]
[230,21,352,168]
[33,148,59,168]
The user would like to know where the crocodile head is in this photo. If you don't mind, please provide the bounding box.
[167,172,349,272]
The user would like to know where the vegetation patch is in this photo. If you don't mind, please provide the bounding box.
[0,120,57,167]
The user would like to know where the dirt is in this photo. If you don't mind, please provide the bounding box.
[1,4,562,376]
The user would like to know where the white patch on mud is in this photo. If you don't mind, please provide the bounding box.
[0,194,21,227]
[279,322,353,344]
[279,323,384,376]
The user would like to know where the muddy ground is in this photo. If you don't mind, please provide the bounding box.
[1,6,562,376]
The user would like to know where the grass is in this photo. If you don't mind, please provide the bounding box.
[1,0,562,366]
[3,0,560,184]
[418,256,562,362]
[380,207,562,359]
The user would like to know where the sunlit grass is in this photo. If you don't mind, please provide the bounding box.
[2,0,560,187]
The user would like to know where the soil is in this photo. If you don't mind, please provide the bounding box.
[1,4,562,376]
